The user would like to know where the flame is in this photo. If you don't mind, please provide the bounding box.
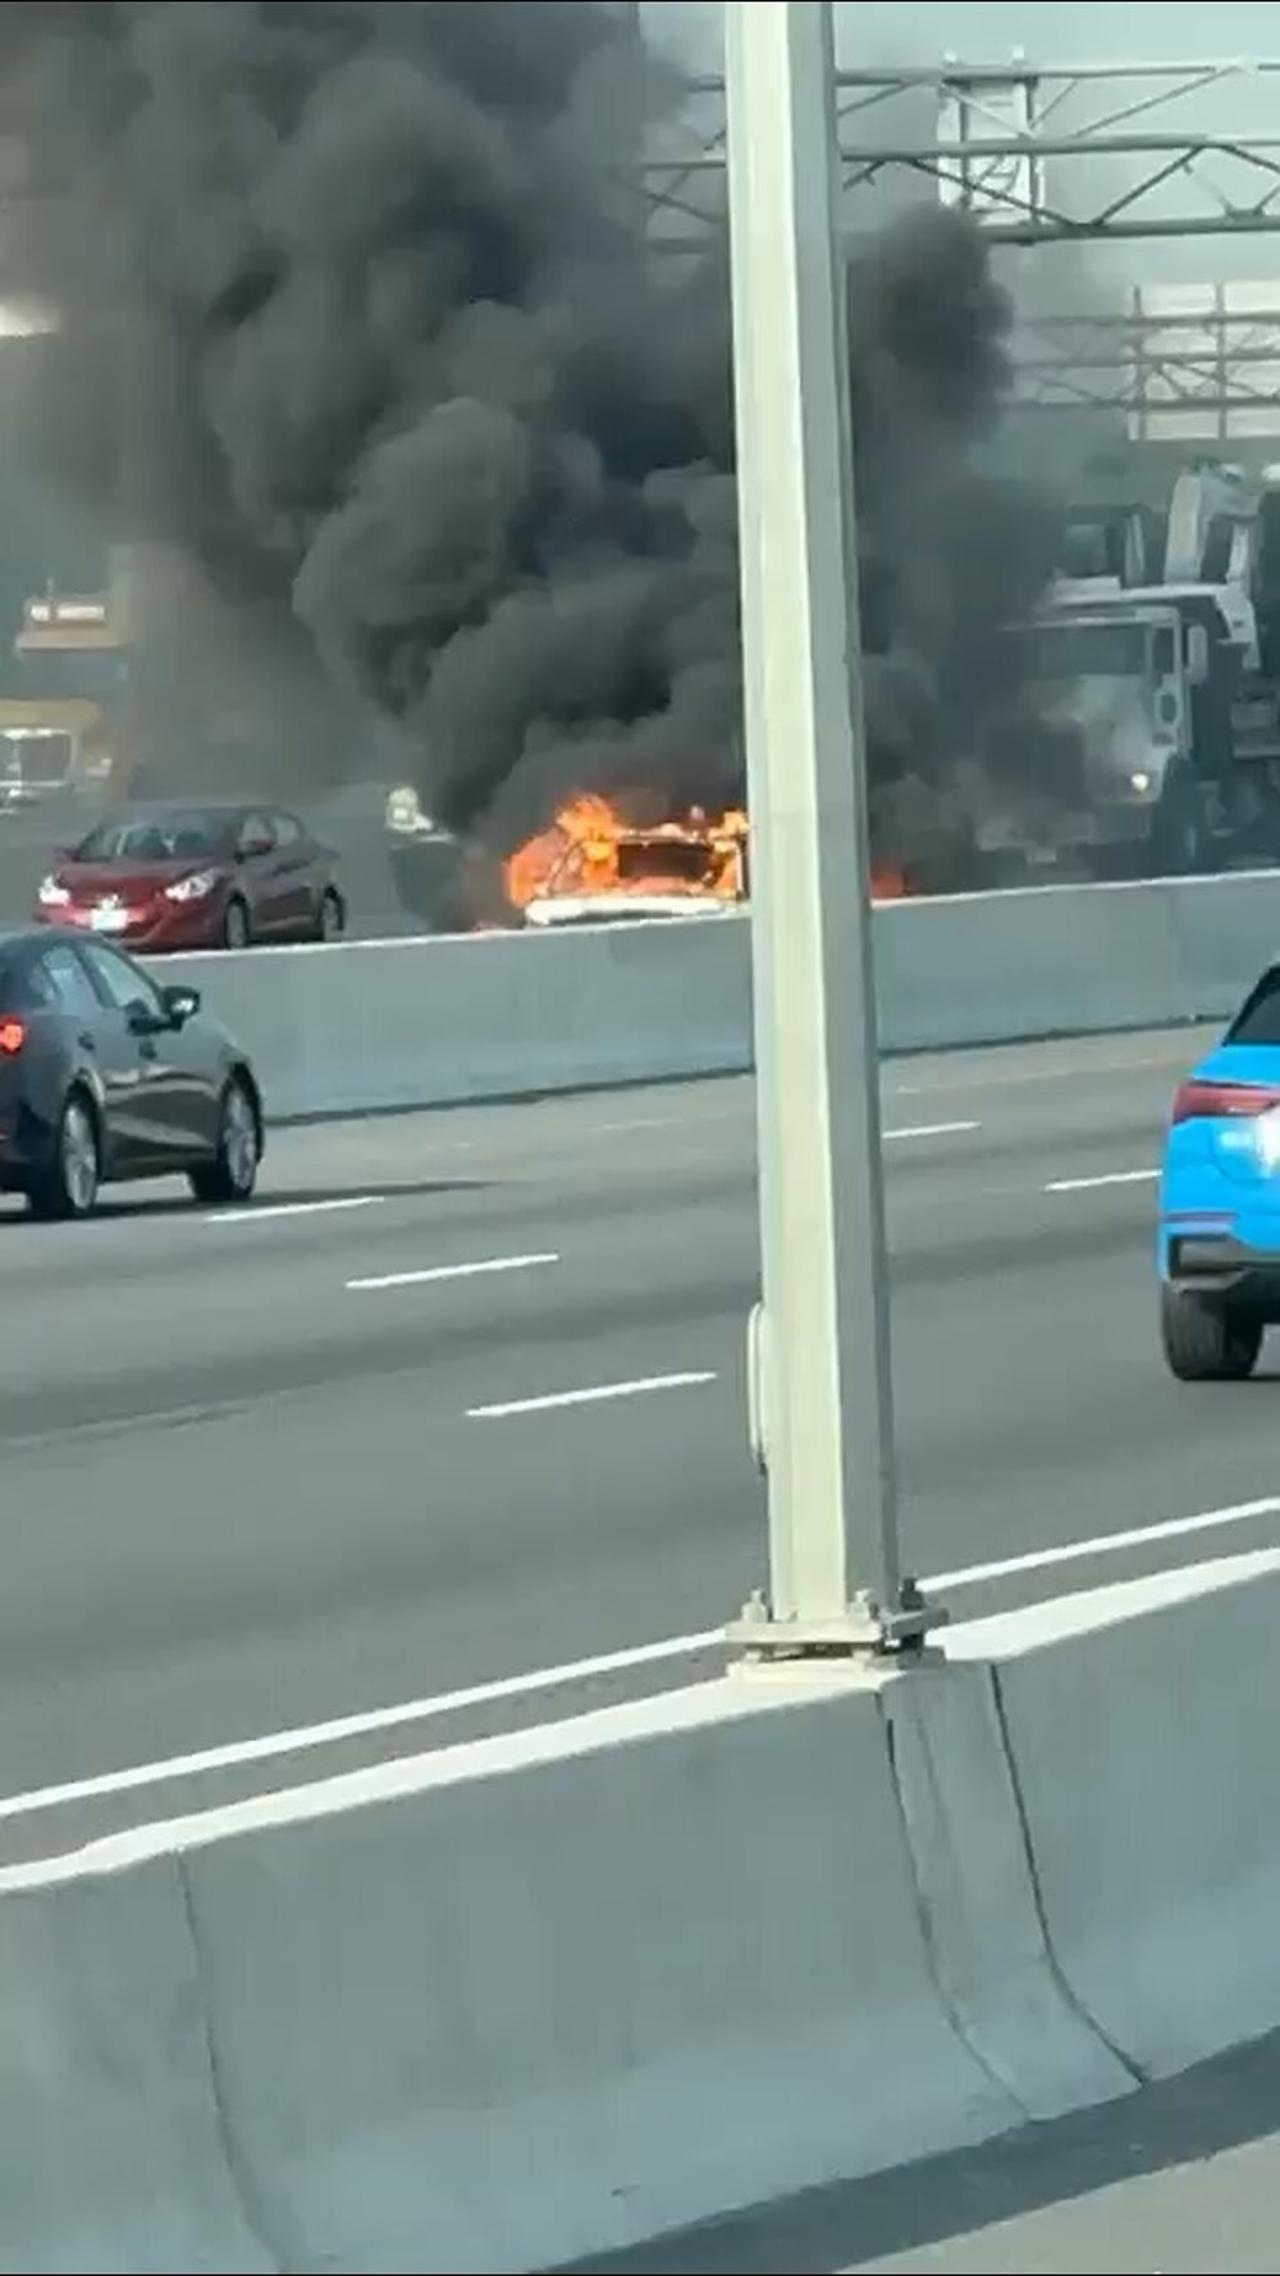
[497,791,912,921]
[502,794,749,915]
[870,865,910,900]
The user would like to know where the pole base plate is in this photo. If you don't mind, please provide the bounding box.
[726,1582,948,1663]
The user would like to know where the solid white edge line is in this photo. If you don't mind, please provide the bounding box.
[924,1494,1280,1593]
[884,1119,980,1141]
[468,1371,717,1420]
[0,1629,725,1826]
[208,1195,386,1225]
[10,1492,1280,1826]
[348,1252,558,1293]
[1045,1168,1159,1194]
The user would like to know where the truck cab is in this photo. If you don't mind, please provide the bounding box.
[970,585,1192,871]
[982,573,1280,875]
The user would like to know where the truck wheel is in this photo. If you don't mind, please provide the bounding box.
[314,887,345,942]
[1160,1284,1262,1380]
[1152,770,1205,876]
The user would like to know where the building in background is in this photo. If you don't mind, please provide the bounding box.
[3,575,128,805]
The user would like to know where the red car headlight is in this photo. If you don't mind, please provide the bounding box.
[164,868,220,904]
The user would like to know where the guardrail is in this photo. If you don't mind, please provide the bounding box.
[148,868,1280,1121]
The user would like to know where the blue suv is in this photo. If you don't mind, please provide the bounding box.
[1160,964,1280,1379]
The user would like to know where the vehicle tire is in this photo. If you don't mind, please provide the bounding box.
[221,896,251,951]
[1160,1283,1262,1381]
[189,1077,260,1207]
[27,1088,100,1221]
[1151,769,1206,876]
[314,887,345,942]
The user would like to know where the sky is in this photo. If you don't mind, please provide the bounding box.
[646,3,1280,78]
[642,1,1280,287]
[641,0,1280,432]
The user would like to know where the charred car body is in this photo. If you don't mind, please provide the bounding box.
[513,801,748,930]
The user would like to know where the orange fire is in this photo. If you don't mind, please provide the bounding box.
[870,864,910,900]
[497,791,914,921]
[503,793,749,915]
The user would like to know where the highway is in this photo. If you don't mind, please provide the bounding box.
[5,1019,1280,1861]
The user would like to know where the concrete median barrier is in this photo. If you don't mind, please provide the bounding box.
[959,1546,1280,2083]
[0,1670,1048,2276]
[0,1854,270,2275]
[172,1675,1017,2273]
[881,1666,1133,2122]
[10,1554,1280,2269]
[1166,869,1280,1022]
[136,866,1280,1121]
[874,880,1190,1050]
[155,915,754,1120]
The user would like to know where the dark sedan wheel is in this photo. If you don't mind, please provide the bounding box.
[1160,1283,1263,1381]
[189,1078,259,1207]
[28,1090,100,1221]
[221,897,251,950]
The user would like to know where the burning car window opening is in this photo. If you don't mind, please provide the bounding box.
[613,838,713,885]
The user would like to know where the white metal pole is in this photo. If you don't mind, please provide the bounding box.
[726,0,930,1651]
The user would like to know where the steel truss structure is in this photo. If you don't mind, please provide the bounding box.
[640,58,1280,247]
[637,58,1280,434]
[1013,295,1280,433]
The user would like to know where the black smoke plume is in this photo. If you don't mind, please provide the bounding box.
[0,1,1058,857]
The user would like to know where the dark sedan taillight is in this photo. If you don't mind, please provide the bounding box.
[0,1016,25,1055]
[1170,1078,1280,1124]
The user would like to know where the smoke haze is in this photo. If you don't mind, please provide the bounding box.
[0,0,1058,852]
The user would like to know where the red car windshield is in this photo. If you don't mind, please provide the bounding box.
[71,814,228,864]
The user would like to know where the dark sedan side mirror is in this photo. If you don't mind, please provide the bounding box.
[130,987,198,1035]
[162,984,201,1027]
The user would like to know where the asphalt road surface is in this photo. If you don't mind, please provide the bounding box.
[4,1020,1279,1861]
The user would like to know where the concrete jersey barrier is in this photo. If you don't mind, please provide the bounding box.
[7,1553,1280,2270]
[0,1652,1127,2276]
[178,1677,1014,2273]
[147,866,1280,1121]
[0,1675,1017,2274]
[958,1544,1280,2082]
[0,1855,270,2273]
[874,879,1187,1050]
[152,915,753,1121]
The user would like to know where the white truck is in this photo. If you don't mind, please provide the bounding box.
[965,465,1280,880]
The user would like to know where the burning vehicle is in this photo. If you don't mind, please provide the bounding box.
[501,796,748,929]
[496,793,917,926]
[1,5,1063,899]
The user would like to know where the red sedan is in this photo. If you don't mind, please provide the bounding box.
[35,803,347,953]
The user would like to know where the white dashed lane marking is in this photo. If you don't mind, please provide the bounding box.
[468,1370,717,1421]
[348,1253,558,1294]
[1045,1168,1159,1195]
